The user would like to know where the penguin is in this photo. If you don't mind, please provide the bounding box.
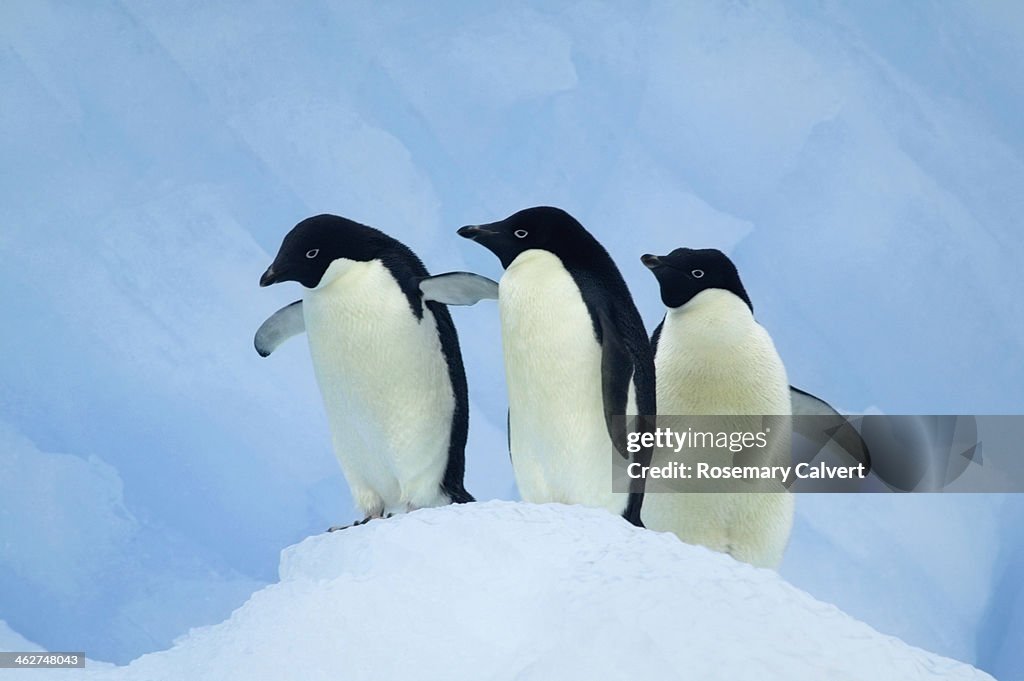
[457,206,655,527]
[256,214,492,527]
[640,248,794,568]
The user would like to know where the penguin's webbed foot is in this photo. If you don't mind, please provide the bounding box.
[326,515,378,532]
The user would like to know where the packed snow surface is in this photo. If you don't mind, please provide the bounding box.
[13,502,992,681]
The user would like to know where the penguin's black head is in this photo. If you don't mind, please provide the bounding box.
[641,248,752,312]
[458,206,592,269]
[260,214,392,289]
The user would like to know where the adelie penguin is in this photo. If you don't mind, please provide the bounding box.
[255,214,490,527]
[640,248,794,568]
[456,206,655,527]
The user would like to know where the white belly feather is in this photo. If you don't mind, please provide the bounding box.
[303,259,454,517]
[654,291,790,416]
[642,289,794,568]
[499,250,627,516]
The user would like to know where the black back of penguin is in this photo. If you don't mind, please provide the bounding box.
[262,214,473,504]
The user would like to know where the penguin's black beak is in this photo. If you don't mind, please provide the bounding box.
[459,222,514,268]
[641,254,663,269]
[457,224,498,241]
[259,265,280,287]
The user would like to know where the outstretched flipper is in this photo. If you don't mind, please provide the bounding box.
[254,300,305,357]
[790,386,872,474]
[418,272,499,306]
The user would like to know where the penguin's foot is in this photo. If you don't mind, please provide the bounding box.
[326,522,355,532]
[326,514,380,532]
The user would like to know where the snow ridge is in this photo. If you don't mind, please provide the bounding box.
[28,502,992,681]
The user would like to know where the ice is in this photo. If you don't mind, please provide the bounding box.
[5,503,995,681]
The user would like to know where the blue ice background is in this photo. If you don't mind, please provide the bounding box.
[1,1,1022,677]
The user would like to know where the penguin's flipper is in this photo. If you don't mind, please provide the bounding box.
[254,300,305,357]
[790,386,843,417]
[790,386,872,473]
[597,308,633,460]
[418,272,499,306]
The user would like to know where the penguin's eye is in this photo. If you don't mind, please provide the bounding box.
[306,249,319,259]
[513,229,528,239]
[691,269,704,279]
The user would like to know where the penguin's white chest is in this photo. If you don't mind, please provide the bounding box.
[498,250,624,514]
[302,259,454,515]
[655,290,790,416]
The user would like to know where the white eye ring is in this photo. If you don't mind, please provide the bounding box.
[514,229,528,239]
[306,249,319,259]
[691,269,704,278]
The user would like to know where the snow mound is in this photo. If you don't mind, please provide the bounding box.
[40,502,990,680]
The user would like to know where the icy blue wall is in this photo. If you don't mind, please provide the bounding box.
[1,2,1021,676]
